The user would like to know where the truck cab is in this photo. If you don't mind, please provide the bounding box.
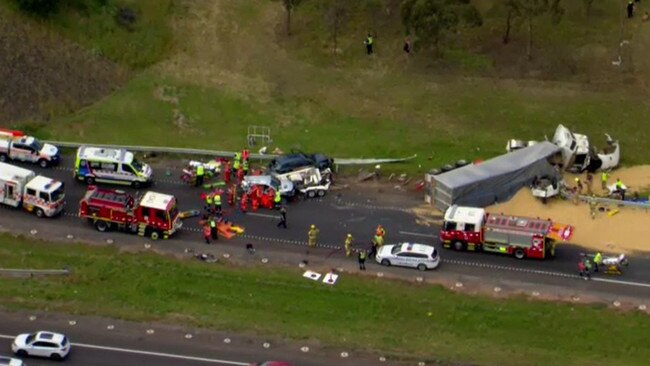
[22,176,65,217]
[0,130,60,168]
[440,206,485,251]
[135,192,182,238]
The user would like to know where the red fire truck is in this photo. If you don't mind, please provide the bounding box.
[439,205,573,259]
[78,186,182,240]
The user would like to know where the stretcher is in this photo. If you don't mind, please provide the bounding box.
[217,221,244,239]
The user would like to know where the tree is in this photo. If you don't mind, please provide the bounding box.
[14,0,60,17]
[281,0,303,36]
[323,0,348,55]
[517,0,563,60]
[400,0,482,56]
[502,0,520,44]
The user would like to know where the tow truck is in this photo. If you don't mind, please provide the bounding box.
[440,205,574,259]
[0,129,60,168]
[78,186,182,240]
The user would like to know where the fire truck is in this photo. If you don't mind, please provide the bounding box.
[78,186,182,240]
[0,129,60,168]
[439,205,574,259]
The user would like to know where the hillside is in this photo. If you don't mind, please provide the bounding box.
[2,0,650,171]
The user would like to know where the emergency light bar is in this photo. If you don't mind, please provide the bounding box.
[0,128,25,138]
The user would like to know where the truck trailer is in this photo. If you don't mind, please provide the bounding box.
[0,162,65,217]
[440,205,573,260]
[78,186,182,240]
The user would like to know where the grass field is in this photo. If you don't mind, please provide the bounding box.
[0,233,649,365]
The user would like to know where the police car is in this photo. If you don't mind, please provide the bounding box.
[375,243,440,271]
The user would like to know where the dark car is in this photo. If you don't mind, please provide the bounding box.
[268,153,332,174]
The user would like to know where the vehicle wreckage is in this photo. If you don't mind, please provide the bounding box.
[506,124,620,173]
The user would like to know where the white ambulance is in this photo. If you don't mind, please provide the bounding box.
[74,146,153,188]
[0,162,65,217]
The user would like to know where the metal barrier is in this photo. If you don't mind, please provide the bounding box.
[578,194,650,210]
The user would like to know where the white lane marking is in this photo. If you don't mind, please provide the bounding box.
[0,334,249,365]
[591,277,650,288]
[246,212,278,219]
[398,231,437,239]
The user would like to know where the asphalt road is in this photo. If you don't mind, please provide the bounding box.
[3,155,650,301]
[0,310,394,366]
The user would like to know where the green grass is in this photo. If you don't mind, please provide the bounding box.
[0,233,649,365]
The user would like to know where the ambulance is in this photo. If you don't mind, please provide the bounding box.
[73,146,153,188]
[0,129,60,168]
[0,162,65,217]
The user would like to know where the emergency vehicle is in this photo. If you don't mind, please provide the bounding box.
[78,186,182,240]
[439,205,573,260]
[0,129,60,168]
[0,162,65,217]
[74,146,152,188]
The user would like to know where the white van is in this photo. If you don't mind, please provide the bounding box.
[74,146,153,188]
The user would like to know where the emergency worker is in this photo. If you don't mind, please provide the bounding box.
[308,225,319,247]
[209,216,218,241]
[274,190,282,209]
[344,234,354,257]
[214,193,222,214]
[205,192,213,213]
[594,252,603,272]
[196,164,205,187]
[601,171,609,191]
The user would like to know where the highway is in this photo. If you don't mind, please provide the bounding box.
[0,310,391,366]
[3,154,650,302]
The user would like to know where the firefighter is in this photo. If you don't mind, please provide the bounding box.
[242,149,249,162]
[594,252,603,272]
[195,164,205,187]
[209,216,218,241]
[224,161,231,184]
[242,159,249,176]
[375,224,385,238]
[202,222,211,244]
[589,195,597,219]
[251,193,259,211]
[308,224,319,247]
[274,190,282,209]
[344,234,353,257]
[227,185,236,206]
[277,206,287,229]
[374,234,384,248]
[601,171,609,191]
[240,192,248,213]
[236,167,245,184]
[214,192,222,214]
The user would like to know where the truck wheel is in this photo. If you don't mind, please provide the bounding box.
[85,176,95,185]
[132,181,141,189]
[150,231,160,240]
[307,190,316,198]
[317,190,326,197]
[38,159,49,168]
[417,264,427,271]
[453,241,466,251]
[514,248,526,260]
[381,259,391,266]
[95,221,109,232]
[35,208,45,218]
[0,154,7,162]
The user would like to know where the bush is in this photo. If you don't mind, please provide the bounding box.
[14,0,60,17]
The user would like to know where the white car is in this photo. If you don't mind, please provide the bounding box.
[0,356,24,366]
[376,243,440,271]
[12,331,70,360]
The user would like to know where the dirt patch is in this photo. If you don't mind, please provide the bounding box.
[0,8,127,123]
[487,166,650,254]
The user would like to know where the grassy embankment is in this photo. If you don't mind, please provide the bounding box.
[0,233,649,366]
[5,0,649,175]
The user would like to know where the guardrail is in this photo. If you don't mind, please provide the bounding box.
[578,194,650,210]
[0,268,71,277]
[45,141,417,165]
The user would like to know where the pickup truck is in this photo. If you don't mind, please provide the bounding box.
[0,130,59,168]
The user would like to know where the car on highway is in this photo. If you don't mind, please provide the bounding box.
[268,152,332,174]
[0,356,25,366]
[11,331,70,360]
[249,362,293,366]
[376,243,440,271]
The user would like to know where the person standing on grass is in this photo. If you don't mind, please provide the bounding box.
[277,206,288,229]
[358,249,367,271]
[364,33,374,55]
[628,1,635,18]
[403,37,411,55]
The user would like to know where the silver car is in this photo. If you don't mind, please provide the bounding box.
[376,243,440,271]
[0,356,24,366]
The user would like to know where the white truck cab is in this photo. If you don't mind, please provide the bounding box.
[0,162,65,217]
[0,129,60,168]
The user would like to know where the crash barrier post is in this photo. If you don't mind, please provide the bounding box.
[0,268,71,277]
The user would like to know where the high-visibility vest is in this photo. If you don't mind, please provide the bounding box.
[274,192,281,203]
[233,160,240,170]
[601,172,608,182]
[367,36,373,45]
[206,195,213,204]
[214,195,221,205]
[616,180,623,189]
[243,161,249,169]
[359,251,367,260]
[345,237,353,246]
[594,253,602,264]
[234,153,241,162]
[209,220,216,228]
[196,165,205,176]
